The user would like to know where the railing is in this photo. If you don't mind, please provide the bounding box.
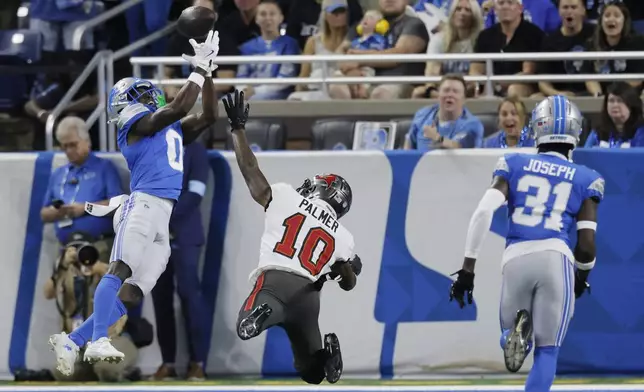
[131,51,644,98]
[44,51,109,151]
[72,0,145,51]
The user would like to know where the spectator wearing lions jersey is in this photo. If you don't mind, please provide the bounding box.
[236,0,301,100]
[223,89,361,385]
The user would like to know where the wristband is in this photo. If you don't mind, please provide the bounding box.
[188,72,205,88]
[575,259,595,271]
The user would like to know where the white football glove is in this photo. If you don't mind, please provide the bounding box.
[182,30,219,73]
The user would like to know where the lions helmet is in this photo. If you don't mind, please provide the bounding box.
[531,95,583,147]
[296,174,353,219]
[107,77,166,124]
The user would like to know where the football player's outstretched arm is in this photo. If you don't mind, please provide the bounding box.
[574,198,598,281]
[181,72,218,145]
[223,90,272,209]
[131,30,219,137]
[461,175,509,272]
[130,68,208,137]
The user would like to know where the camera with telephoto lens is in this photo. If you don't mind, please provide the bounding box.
[65,233,99,268]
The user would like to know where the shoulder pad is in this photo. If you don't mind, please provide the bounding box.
[117,103,151,131]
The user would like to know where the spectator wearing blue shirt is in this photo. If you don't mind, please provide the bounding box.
[41,117,123,247]
[485,97,536,148]
[151,142,209,382]
[405,74,484,150]
[29,0,100,53]
[236,0,301,101]
[584,82,644,148]
[483,0,560,32]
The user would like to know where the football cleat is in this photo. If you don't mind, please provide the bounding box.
[238,303,272,340]
[49,332,79,376]
[83,337,124,364]
[324,333,343,384]
[503,309,533,373]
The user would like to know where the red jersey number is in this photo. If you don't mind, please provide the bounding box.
[273,213,336,276]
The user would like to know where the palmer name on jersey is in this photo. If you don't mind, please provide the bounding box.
[250,183,355,284]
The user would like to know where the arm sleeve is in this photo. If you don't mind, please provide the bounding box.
[463,188,507,258]
[492,156,511,181]
[584,174,605,203]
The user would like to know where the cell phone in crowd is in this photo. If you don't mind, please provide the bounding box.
[52,199,64,209]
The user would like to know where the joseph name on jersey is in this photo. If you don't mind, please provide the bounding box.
[493,151,604,265]
[250,183,355,283]
[117,103,184,201]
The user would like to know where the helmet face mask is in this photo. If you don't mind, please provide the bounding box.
[296,174,353,219]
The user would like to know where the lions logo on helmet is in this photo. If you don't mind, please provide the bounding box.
[296,174,353,219]
[531,95,583,147]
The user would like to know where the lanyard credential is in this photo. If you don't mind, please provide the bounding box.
[60,166,81,204]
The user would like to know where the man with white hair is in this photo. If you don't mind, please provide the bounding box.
[41,116,124,248]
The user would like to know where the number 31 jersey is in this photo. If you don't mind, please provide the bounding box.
[117,103,184,201]
[493,151,605,264]
[249,183,356,284]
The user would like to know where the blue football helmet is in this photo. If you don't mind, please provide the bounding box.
[530,95,583,147]
[107,77,166,123]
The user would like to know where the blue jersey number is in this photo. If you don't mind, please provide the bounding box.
[512,174,573,232]
[165,129,184,172]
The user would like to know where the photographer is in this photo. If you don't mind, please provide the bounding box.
[43,232,138,382]
[40,117,123,246]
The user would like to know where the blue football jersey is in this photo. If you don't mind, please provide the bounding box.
[493,152,604,251]
[117,103,184,200]
[237,35,300,80]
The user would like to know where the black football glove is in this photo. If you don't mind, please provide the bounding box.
[449,269,474,308]
[574,270,591,298]
[348,254,362,276]
[222,89,250,130]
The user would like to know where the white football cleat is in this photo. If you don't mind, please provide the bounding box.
[83,337,124,364]
[49,332,79,376]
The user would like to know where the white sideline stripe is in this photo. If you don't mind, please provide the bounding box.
[2,385,644,392]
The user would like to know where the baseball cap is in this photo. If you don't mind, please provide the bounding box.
[323,0,348,13]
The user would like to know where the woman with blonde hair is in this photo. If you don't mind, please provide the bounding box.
[287,0,350,101]
[412,0,483,98]
[484,97,535,148]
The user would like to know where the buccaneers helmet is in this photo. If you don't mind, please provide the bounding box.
[296,174,353,219]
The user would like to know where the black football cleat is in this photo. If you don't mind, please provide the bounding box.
[503,309,533,373]
[324,333,343,384]
[238,303,272,340]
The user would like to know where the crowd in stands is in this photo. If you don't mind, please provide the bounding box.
[0,0,643,151]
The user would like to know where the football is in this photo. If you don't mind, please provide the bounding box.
[176,6,217,39]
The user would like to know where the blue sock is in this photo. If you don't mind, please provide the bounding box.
[91,274,124,341]
[69,299,127,347]
[525,346,559,392]
[500,329,510,349]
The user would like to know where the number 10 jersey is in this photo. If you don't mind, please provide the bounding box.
[249,183,356,284]
[493,151,605,265]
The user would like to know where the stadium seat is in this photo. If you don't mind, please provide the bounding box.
[478,113,499,138]
[224,120,287,151]
[390,118,413,149]
[311,119,355,150]
[0,30,41,112]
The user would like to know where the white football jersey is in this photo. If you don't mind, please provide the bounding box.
[249,183,356,283]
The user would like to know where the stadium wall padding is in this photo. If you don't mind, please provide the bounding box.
[1,149,643,379]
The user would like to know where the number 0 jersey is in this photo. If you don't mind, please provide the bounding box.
[249,183,356,283]
[493,151,605,264]
[117,103,184,200]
